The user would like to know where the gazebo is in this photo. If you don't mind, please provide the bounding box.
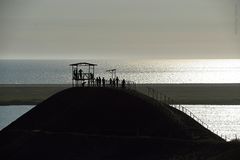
[106,69,116,79]
[70,62,97,87]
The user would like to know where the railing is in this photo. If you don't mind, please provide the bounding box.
[125,81,137,90]
[125,83,230,141]
[73,79,130,88]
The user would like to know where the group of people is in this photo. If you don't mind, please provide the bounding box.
[73,68,126,88]
[109,77,119,87]
[95,76,126,88]
[95,77,105,87]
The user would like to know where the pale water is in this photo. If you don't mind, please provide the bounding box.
[184,105,240,141]
[0,59,240,84]
[0,105,34,130]
[0,105,239,140]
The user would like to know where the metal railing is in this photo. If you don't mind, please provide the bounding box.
[73,79,133,88]
[125,84,230,141]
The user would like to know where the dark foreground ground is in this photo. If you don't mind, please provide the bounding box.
[1,83,240,105]
[1,130,240,160]
[0,87,240,159]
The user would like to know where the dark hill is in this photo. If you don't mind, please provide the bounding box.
[2,87,219,140]
[2,87,186,138]
[1,87,234,160]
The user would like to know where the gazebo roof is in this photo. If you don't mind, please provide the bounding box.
[106,69,116,72]
[69,62,97,66]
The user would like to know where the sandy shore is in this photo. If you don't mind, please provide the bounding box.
[0,84,70,105]
[137,83,240,105]
[0,83,239,105]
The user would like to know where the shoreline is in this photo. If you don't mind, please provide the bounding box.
[0,83,240,105]
[137,83,240,105]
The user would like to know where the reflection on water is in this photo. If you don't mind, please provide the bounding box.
[185,105,240,140]
[0,59,240,84]
[0,105,34,130]
[125,59,240,83]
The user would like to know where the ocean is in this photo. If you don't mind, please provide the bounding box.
[185,105,240,141]
[0,105,34,130]
[0,59,240,84]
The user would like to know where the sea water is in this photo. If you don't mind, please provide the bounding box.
[0,105,34,130]
[0,59,240,84]
[184,105,240,141]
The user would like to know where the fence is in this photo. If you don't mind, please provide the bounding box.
[126,83,230,141]
[73,78,132,88]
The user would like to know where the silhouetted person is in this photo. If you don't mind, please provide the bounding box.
[109,78,112,87]
[96,77,99,86]
[98,76,101,87]
[73,68,78,79]
[79,69,83,79]
[90,73,94,80]
[102,77,105,87]
[122,79,126,88]
[116,77,119,87]
[113,78,115,87]
[89,73,93,86]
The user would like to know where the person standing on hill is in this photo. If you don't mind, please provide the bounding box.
[79,69,83,79]
[102,77,105,87]
[73,68,78,79]
[99,76,101,87]
[116,77,119,87]
[96,77,99,87]
[122,79,126,88]
[113,78,115,87]
[109,78,112,87]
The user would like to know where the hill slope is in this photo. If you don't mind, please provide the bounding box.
[1,87,232,160]
[2,87,220,140]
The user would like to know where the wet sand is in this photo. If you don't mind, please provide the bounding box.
[0,84,70,105]
[0,83,240,105]
[137,83,240,105]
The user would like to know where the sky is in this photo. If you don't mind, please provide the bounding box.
[0,0,240,59]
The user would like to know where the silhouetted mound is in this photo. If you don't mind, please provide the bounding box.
[1,87,235,160]
[3,87,189,138]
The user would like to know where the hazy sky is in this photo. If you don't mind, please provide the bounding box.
[0,0,239,59]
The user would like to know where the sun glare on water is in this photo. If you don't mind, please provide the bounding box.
[181,59,240,84]
[128,59,240,84]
